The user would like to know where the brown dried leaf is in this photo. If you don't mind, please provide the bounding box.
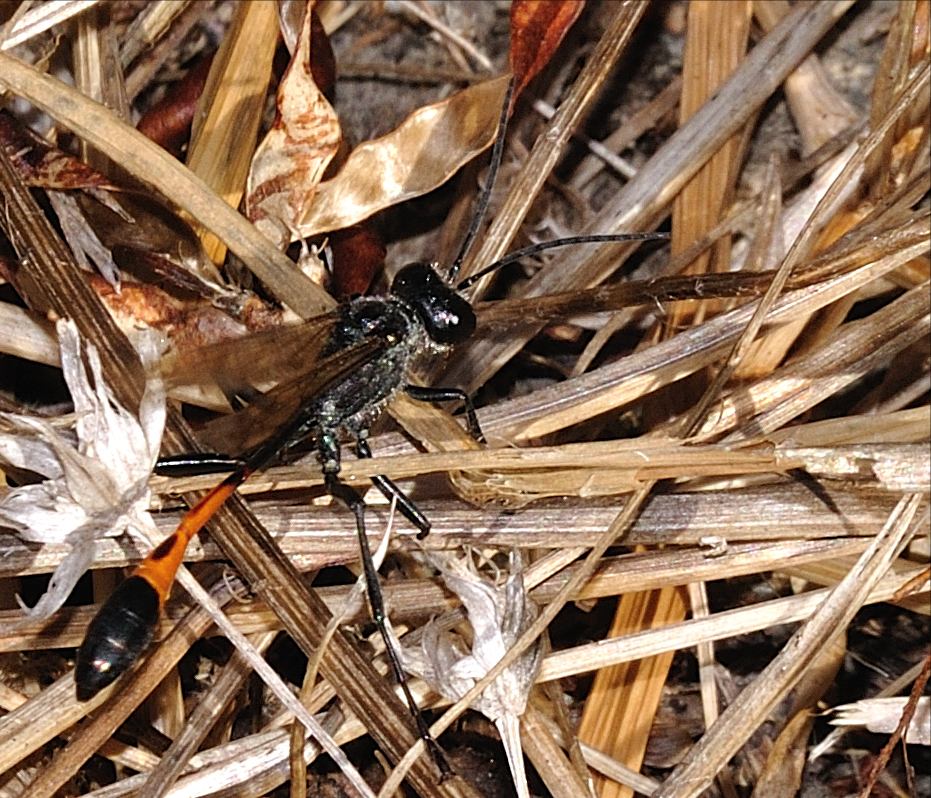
[246,4,341,249]
[136,53,214,157]
[278,0,306,55]
[509,0,585,99]
[0,111,115,191]
[751,710,816,798]
[76,192,224,291]
[751,634,846,798]
[277,4,337,95]
[329,224,386,299]
[88,273,281,356]
[297,74,511,239]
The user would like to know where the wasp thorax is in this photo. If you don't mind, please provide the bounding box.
[390,262,476,345]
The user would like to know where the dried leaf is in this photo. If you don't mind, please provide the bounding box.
[831,697,931,745]
[297,74,511,239]
[47,190,121,288]
[246,4,341,249]
[275,6,336,100]
[404,551,541,798]
[752,634,846,797]
[0,111,115,190]
[510,0,585,98]
[329,224,386,298]
[278,0,306,56]
[75,191,225,293]
[86,273,278,356]
[751,710,815,798]
[0,320,165,620]
[306,8,336,98]
[136,53,214,157]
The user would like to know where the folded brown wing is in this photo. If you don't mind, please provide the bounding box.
[159,311,342,396]
[160,315,381,456]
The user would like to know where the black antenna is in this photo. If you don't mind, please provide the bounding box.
[447,76,516,284]
[456,232,670,291]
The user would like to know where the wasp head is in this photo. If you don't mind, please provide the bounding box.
[391,262,476,345]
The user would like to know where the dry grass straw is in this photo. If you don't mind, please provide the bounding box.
[0,2,928,798]
[577,6,753,792]
[185,0,279,264]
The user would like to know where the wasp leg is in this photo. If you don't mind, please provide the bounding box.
[355,436,430,538]
[404,384,484,443]
[155,453,245,477]
[320,436,450,777]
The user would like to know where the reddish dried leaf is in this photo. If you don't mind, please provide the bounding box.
[329,224,386,298]
[88,273,283,354]
[298,74,510,239]
[246,3,341,249]
[137,53,215,157]
[113,247,226,302]
[0,112,116,190]
[510,0,585,98]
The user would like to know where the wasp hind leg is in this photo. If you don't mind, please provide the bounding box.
[154,453,245,477]
[319,433,450,776]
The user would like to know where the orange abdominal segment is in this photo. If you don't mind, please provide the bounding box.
[133,476,243,603]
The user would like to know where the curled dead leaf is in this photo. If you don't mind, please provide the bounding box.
[75,192,225,291]
[137,53,215,157]
[329,224,386,298]
[510,0,585,99]
[246,4,341,250]
[296,74,511,239]
[0,111,116,190]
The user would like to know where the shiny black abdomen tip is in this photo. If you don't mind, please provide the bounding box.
[75,575,160,701]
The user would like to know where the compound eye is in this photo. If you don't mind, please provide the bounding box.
[391,263,475,344]
[420,292,476,344]
[391,262,438,295]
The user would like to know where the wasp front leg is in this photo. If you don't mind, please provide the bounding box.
[404,384,485,442]
[355,434,430,537]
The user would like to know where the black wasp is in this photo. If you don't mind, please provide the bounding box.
[74,76,667,771]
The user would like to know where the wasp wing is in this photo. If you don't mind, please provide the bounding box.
[196,336,385,455]
[472,269,810,330]
[160,310,343,397]
[159,312,382,456]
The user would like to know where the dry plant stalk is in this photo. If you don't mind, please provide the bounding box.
[185,0,279,263]
[577,7,752,794]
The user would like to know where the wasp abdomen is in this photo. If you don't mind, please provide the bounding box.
[74,575,160,701]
